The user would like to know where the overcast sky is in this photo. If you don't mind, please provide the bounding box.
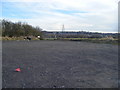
[1,0,119,33]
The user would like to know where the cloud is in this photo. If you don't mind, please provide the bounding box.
[2,0,119,32]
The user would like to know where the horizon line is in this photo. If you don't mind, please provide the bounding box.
[43,30,118,34]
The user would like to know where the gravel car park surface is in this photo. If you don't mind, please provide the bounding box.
[2,40,118,88]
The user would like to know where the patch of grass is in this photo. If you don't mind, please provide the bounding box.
[2,37,119,45]
[2,36,42,41]
[2,37,24,40]
[62,38,119,45]
[44,38,57,40]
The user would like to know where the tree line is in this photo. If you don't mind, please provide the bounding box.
[43,31,118,39]
[1,19,43,37]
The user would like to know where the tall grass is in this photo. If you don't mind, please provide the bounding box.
[2,36,41,40]
[2,37,119,45]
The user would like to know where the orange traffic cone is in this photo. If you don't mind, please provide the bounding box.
[15,68,21,72]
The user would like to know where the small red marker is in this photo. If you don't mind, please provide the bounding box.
[15,68,21,72]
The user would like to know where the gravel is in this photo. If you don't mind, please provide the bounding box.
[2,40,118,88]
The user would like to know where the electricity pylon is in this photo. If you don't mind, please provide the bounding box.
[61,24,65,39]
[62,24,65,32]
